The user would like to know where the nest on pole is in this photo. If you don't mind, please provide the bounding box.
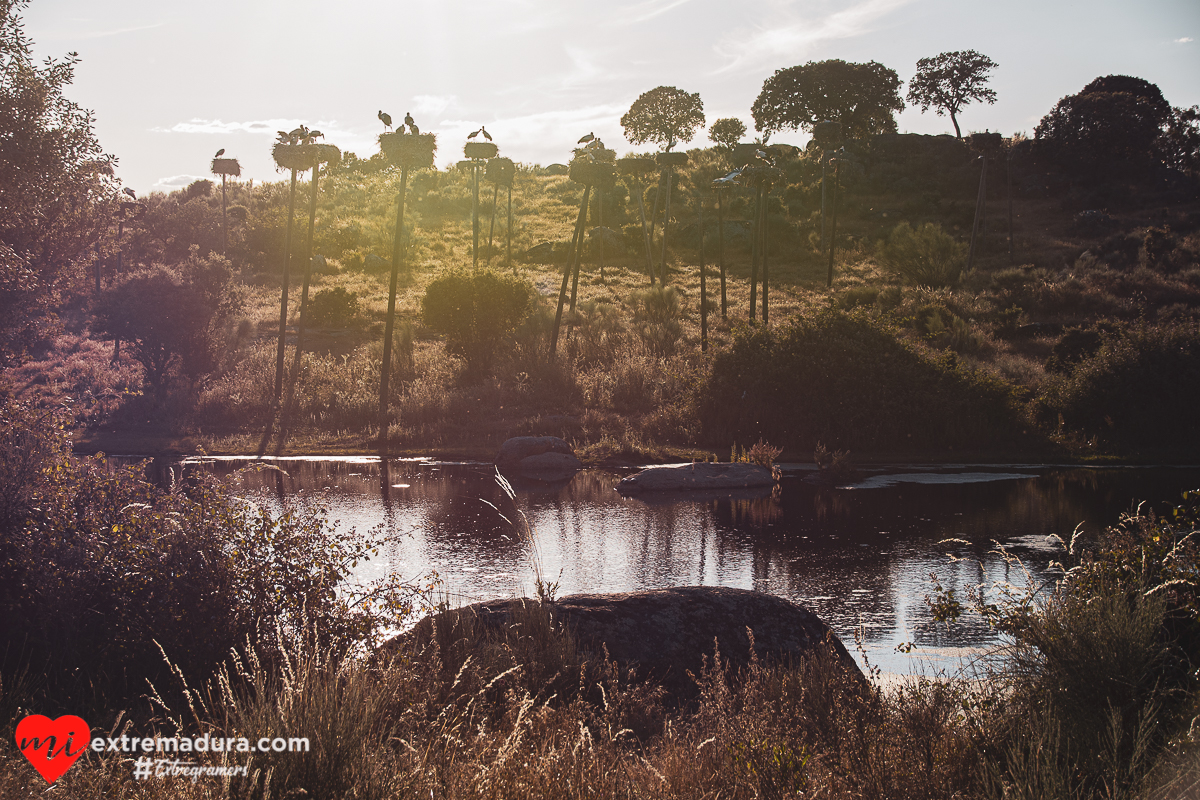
[969,132,1003,156]
[211,157,242,177]
[272,143,319,172]
[464,141,499,160]
[656,151,689,167]
[617,157,656,176]
[568,158,615,189]
[485,157,516,186]
[316,143,342,167]
[732,143,761,167]
[379,133,437,169]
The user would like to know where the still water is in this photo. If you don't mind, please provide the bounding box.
[158,457,1200,676]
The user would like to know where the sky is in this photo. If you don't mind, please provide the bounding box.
[22,0,1200,194]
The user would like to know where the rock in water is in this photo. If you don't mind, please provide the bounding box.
[407,586,862,700]
[496,436,581,479]
[617,462,776,493]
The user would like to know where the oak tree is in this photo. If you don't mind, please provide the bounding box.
[708,117,747,151]
[1,0,118,362]
[621,86,705,152]
[906,50,998,139]
[751,59,904,141]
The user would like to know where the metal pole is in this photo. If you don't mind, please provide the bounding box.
[761,187,768,325]
[221,174,228,255]
[569,186,590,312]
[507,184,514,273]
[1006,147,1014,264]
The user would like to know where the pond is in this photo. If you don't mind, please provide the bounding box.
[143,456,1200,677]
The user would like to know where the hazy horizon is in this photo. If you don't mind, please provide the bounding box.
[24,0,1199,194]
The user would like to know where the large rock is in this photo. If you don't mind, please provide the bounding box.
[408,587,861,699]
[496,436,581,478]
[617,461,776,494]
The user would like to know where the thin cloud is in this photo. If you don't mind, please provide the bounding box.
[615,0,693,24]
[411,95,458,117]
[1176,37,1194,43]
[712,0,913,74]
[153,173,206,191]
[153,118,359,141]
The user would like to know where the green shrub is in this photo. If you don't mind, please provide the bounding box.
[307,286,359,328]
[0,396,405,711]
[422,269,536,373]
[699,309,1027,452]
[1040,321,1200,453]
[877,221,965,288]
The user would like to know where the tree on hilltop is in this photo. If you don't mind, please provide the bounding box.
[708,118,747,151]
[751,59,904,141]
[621,86,705,152]
[906,50,998,139]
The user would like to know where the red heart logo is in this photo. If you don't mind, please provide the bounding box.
[16,715,91,783]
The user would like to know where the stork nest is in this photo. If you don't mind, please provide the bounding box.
[656,151,689,167]
[316,143,342,167]
[272,143,319,172]
[485,157,516,186]
[464,141,498,160]
[379,132,437,169]
[969,132,1003,155]
[211,157,241,177]
[569,159,616,189]
[617,157,656,176]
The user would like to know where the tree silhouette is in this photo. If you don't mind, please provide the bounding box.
[621,86,705,152]
[751,59,904,140]
[1,0,117,363]
[906,50,998,139]
[708,118,747,151]
[1035,81,1164,172]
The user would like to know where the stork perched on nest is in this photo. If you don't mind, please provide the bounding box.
[577,132,594,145]
[468,126,492,141]
[404,112,417,135]
[214,148,225,158]
[122,187,136,199]
[754,149,775,167]
[378,110,392,131]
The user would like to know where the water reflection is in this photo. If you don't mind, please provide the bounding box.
[133,456,1200,676]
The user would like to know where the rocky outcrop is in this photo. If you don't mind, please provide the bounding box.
[496,436,581,478]
[407,586,861,699]
[617,462,776,494]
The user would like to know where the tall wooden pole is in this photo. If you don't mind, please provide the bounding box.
[1006,148,1014,264]
[597,184,605,281]
[635,176,654,284]
[551,185,590,353]
[291,160,321,389]
[221,174,228,255]
[760,187,769,325]
[507,184,514,273]
[826,161,840,288]
[967,155,988,272]
[569,187,591,312]
[472,162,480,268]
[659,167,673,285]
[274,168,299,401]
[486,183,498,265]
[699,195,707,352]
[716,188,727,318]
[379,166,409,434]
[749,183,762,320]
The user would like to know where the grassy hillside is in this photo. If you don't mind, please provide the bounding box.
[13,135,1200,460]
